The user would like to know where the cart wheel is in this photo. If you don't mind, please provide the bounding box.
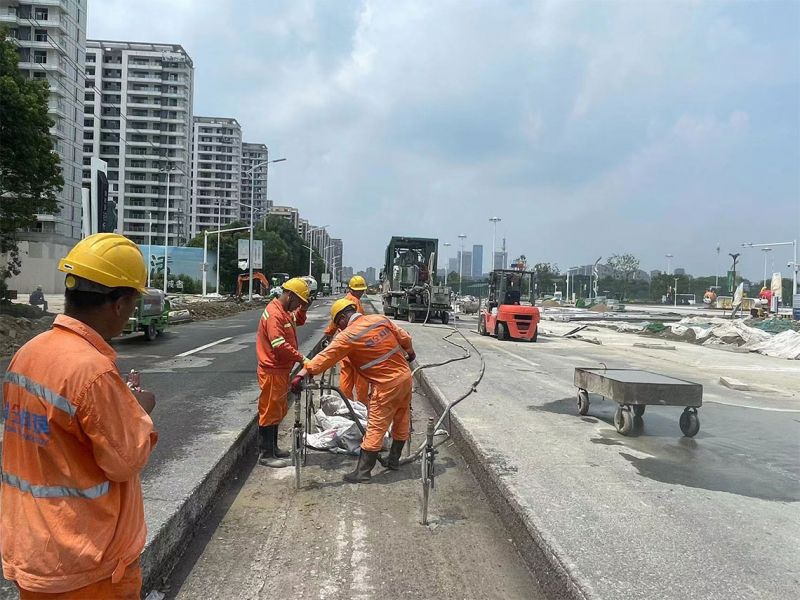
[531,327,538,343]
[478,316,488,336]
[144,322,157,341]
[441,311,450,325]
[614,406,634,435]
[408,311,417,323]
[577,389,590,416]
[679,408,700,437]
[632,405,646,417]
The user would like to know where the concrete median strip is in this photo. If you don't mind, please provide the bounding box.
[413,368,593,600]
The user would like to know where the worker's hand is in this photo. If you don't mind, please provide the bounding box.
[133,390,156,415]
[291,369,308,393]
[406,351,417,363]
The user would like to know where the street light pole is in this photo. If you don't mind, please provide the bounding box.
[216,198,222,294]
[147,211,153,288]
[458,234,467,296]
[674,277,678,307]
[160,164,174,295]
[489,217,501,271]
[443,242,451,286]
[715,243,720,288]
[742,240,798,296]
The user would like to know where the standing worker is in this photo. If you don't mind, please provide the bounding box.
[294,298,416,483]
[256,277,311,467]
[1,233,158,599]
[759,286,773,313]
[323,275,370,403]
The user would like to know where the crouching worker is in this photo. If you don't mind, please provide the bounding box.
[256,277,310,467]
[1,233,158,599]
[293,298,416,483]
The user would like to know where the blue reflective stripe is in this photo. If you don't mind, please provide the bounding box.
[359,345,402,371]
[348,319,389,341]
[3,372,75,417]
[1,471,110,499]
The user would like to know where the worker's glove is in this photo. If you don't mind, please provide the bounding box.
[406,351,416,363]
[290,374,305,393]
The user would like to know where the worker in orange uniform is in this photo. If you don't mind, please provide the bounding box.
[256,277,311,468]
[323,275,370,403]
[1,233,158,599]
[294,298,416,483]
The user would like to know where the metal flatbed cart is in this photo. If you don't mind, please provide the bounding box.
[573,368,702,437]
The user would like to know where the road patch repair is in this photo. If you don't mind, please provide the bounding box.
[404,317,799,600]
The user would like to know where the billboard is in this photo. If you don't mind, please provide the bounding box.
[237,239,263,269]
[139,245,216,293]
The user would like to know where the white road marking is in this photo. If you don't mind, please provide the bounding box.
[175,337,232,357]
[483,343,541,367]
[703,399,800,413]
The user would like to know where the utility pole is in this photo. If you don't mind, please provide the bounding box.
[443,242,451,286]
[761,248,772,288]
[715,243,720,288]
[160,164,174,295]
[216,199,222,294]
[147,211,153,288]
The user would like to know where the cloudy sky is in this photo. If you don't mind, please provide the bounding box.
[89,0,800,279]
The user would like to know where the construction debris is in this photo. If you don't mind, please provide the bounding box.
[168,295,261,321]
[0,314,55,358]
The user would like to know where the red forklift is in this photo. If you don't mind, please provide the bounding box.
[478,269,540,341]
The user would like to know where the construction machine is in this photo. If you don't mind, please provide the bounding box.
[478,269,540,341]
[235,272,271,297]
[381,236,451,323]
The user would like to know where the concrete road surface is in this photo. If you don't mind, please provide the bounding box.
[163,390,542,600]
[405,313,800,599]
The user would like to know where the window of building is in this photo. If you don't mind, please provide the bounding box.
[34,7,48,20]
[33,50,47,64]
[86,53,96,63]
[33,71,46,80]
[34,29,47,42]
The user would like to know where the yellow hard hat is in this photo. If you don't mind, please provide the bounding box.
[282,277,310,304]
[58,233,147,293]
[349,275,367,291]
[330,297,357,322]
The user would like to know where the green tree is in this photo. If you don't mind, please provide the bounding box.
[531,262,560,297]
[606,254,640,301]
[0,27,63,291]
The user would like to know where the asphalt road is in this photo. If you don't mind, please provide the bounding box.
[0,299,333,598]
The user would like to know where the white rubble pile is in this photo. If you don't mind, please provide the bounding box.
[305,394,391,454]
[593,316,799,360]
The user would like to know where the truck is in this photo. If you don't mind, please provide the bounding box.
[123,288,170,341]
[380,236,452,324]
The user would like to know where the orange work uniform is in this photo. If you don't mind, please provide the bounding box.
[256,298,307,426]
[323,293,369,403]
[307,314,413,451]
[1,315,157,595]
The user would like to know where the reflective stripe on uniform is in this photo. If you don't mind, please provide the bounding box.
[1,471,110,499]
[347,319,389,341]
[271,337,286,348]
[359,345,402,371]
[3,372,76,417]
[262,308,270,320]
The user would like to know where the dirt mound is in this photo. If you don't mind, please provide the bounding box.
[0,314,56,358]
[541,300,560,308]
[589,303,609,312]
[168,296,265,322]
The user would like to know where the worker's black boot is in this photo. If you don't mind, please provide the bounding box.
[258,426,290,468]
[272,426,290,459]
[343,450,379,483]
[258,426,270,459]
[386,439,405,470]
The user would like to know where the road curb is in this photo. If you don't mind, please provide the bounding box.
[140,416,258,594]
[414,369,595,600]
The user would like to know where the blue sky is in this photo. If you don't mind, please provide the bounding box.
[90,0,800,279]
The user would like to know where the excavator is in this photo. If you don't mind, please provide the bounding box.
[478,269,541,341]
[235,272,271,297]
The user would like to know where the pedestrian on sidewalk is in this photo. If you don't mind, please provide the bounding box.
[1,233,158,599]
[323,275,370,403]
[293,298,416,483]
[256,277,311,468]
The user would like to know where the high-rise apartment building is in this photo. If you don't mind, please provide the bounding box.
[268,205,300,231]
[240,142,270,222]
[472,244,483,278]
[330,238,343,282]
[190,116,242,237]
[83,40,194,246]
[458,250,473,279]
[365,266,376,285]
[1,1,88,292]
